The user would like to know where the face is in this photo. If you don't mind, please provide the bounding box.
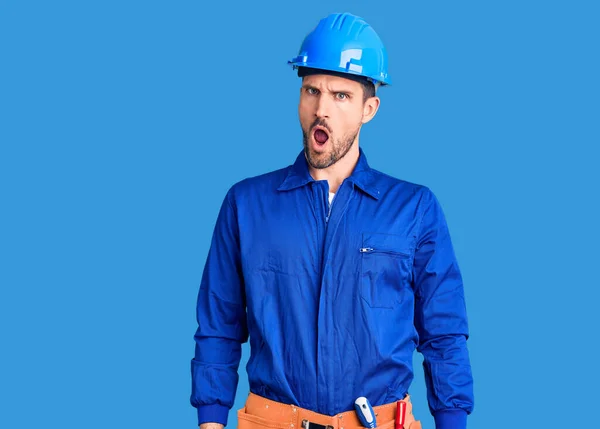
[299,74,380,169]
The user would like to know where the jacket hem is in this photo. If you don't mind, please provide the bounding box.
[197,403,229,426]
[433,409,467,429]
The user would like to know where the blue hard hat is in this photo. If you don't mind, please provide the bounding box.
[288,13,391,86]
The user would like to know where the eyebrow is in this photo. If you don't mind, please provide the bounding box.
[332,88,355,95]
[301,84,355,95]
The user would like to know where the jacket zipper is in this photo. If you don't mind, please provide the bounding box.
[359,247,411,257]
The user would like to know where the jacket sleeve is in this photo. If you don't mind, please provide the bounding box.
[412,188,474,429]
[191,189,248,427]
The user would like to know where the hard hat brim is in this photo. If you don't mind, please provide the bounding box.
[295,66,378,87]
[288,61,391,86]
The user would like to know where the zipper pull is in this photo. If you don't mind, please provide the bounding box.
[360,247,374,253]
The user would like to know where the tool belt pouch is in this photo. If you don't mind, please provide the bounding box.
[237,407,293,429]
[237,394,422,429]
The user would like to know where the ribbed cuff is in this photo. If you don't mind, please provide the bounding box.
[197,404,230,426]
[433,409,467,429]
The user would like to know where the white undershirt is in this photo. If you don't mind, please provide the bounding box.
[328,192,335,205]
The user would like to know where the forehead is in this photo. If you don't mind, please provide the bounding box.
[302,73,362,92]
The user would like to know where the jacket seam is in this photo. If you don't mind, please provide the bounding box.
[414,187,432,251]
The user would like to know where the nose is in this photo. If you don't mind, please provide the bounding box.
[315,94,330,119]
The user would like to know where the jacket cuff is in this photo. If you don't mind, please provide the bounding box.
[433,409,467,429]
[197,404,230,426]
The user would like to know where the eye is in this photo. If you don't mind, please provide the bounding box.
[335,92,349,100]
[306,87,319,95]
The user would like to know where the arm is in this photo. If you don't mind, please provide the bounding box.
[200,424,224,429]
[191,190,248,427]
[412,188,474,429]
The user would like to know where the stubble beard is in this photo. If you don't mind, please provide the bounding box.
[302,126,360,170]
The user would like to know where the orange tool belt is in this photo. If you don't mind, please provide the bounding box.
[237,393,422,429]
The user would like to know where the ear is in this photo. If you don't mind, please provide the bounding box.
[361,96,380,124]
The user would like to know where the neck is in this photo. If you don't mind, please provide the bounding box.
[308,141,360,194]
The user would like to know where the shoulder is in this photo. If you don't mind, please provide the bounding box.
[225,165,291,203]
[369,167,433,200]
[366,167,444,223]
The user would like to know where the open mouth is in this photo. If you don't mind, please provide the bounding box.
[313,127,329,145]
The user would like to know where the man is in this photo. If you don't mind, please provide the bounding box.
[191,12,474,429]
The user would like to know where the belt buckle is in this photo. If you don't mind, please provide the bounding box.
[301,420,334,429]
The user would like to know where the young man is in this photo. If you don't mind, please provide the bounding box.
[191,13,474,429]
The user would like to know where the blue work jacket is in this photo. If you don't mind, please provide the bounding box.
[191,148,474,429]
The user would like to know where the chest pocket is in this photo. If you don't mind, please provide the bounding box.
[360,232,414,309]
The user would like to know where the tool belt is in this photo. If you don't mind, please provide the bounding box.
[237,393,422,429]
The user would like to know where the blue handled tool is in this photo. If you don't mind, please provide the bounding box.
[354,397,376,428]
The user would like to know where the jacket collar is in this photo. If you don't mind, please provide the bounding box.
[277,148,380,200]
